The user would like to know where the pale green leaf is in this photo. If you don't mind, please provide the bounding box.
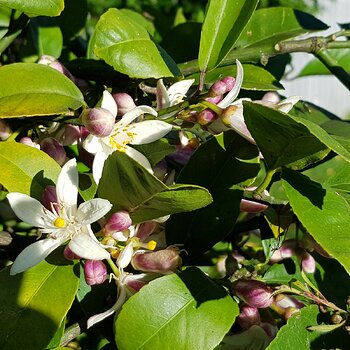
[0,0,64,17]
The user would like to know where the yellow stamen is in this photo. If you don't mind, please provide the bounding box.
[147,240,157,251]
[111,249,121,259]
[54,217,66,228]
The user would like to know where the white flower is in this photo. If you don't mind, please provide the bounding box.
[7,158,112,275]
[83,91,172,184]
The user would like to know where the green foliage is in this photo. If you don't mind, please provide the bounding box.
[0,0,64,17]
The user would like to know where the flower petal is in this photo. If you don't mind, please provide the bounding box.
[7,193,54,228]
[116,106,157,128]
[10,237,64,275]
[69,226,110,260]
[218,59,244,108]
[83,134,105,154]
[127,120,172,145]
[276,96,301,113]
[117,241,134,269]
[167,79,194,105]
[76,198,112,224]
[156,79,170,110]
[92,151,109,185]
[125,146,153,173]
[101,90,118,117]
[56,158,78,211]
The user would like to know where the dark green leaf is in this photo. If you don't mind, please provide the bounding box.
[263,257,303,284]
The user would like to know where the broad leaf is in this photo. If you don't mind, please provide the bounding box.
[0,258,79,350]
[0,0,64,17]
[0,142,60,199]
[98,151,212,224]
[116,267,238,350]
[166,131,260,255]
[198,0,259,72]
[282,168,350,274]
[0,63,83,118]
[93,8,179,79]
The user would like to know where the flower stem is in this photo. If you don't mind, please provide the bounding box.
[107,258,120,278]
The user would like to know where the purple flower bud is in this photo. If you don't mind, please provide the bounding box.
[209,80,228,96]
[41,137,67,165]
[62,125,81,146]
[301,251,316,274]
[42,185,58,211]
[239,199,268,213]
[167,145,194,166]
[74,77,89,92]
[234,279,273,308]
[64,245,81,260]
[131,247,182,274]
[81,108,115,137]
[0,120,11,140]
[84,260,107,285]
[270,239,297,263]
[19,137,40,149]
[221,76,236,92]
[260,322,278,339]
[104,211,132,234]
[136,221,157,242]
[112,93,137,116]
[236,305,261,329]
[197,109,218,125]
[205,95,223,104]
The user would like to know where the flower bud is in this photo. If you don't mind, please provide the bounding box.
[19,136,40,149]
[84,260,107,285]
[62,125,81,146]
[301,251,316,274]
[209,80,227,96]
[167,145,194,166]
[205,95,223,104]
[262,92,280,104]
[239,199,268,213]
[40,137,67,165]
[234,279,273,308]
[112,93,137,116]
[0,120,11,140]
[49,60,75,81]
[64,245,81,260]
[197,109,218,125]
[42,185,58,211]
[81,108,115,137]
[221,76,236,92]
[131,247,182,274]
[270,239,297,263]
[104,211,132,234]
[236,305,261,329]
[136,221,158,241]
[260,322,278,339]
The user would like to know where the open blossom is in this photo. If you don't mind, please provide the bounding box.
[7,158,112,275]
[83,90,172,184]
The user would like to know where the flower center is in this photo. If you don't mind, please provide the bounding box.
[54,217,66,228]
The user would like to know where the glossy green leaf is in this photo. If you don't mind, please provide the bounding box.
[299,49,350,76]
[0,63,83,118]
[98,151,212,224]
[166,131,260,255]
[120,8,155,36]
[0,142,60,199]
[267,305,320,350]
[116,267,238,350]
[243,102,328,171]
[282,168,350,274]
[263,257,303,284]
[0,0,64,17]
[93,8,179,79]
[0,258,79,350]
[235,7,328,51]
[198,0,259,72]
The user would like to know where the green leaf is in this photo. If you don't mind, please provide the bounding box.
[166,131,260,255]
[0,142,60,199]
[0,0,64,17]
[0,257,79,350]
[267,305,320,350]
[98,151,212,224]
[282,168,350,274]
[115,267,238,350]
[93,8,179,79]
[235,8,328,51]
[120,8,155,36]
[263,257,303,284]
[78,173,97,202]
[0,63,84,118]
[243,102,328,171]
[299,49,350,76]
[198,0,259,72]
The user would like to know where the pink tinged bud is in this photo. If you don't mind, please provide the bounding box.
[40,137,67,166]
[19,137,40,149]
[136,221,158,241]
[84,260,107,285]
[131,248,181,274]
[209,80,228,96]
[236,305,261,329]
[274,294,304,310]
[239,199,268,213]
[260,322,278,339]
[205,95,223,104]
[81,108,115,137]
[301,252,316,274]
[64,245,81,260]
[42,185,58,211]
[0,120,11,140]
[221,76,236,92]
[104,211,132,234]
[112,93,137,116]
[62,125,81,146]
[234,279,273,308]
[167,145,194,166]
[153,160,168,180]
[262,92,280,104]
[49,60,75,81]
[197,109,218,125]
[270,239,297,263]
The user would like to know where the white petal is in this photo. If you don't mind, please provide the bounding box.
[156,79,170,110]
[125,146,153,173]
[101,90,118,117]
[56,158,78,211]
[117,242,134,269]
[10,237,64,275]
[76,198,112,224]
[167,79,194,105]
[218,59,244,108]
[87,285,126,328]
[128,120,172,145]
[207,118,230,134]
[276,96,301,113]
[116,106,157,128]
[69,226,110,260]
[83,134,105,154]
[7,193,54,228]
[92,151,109,185]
